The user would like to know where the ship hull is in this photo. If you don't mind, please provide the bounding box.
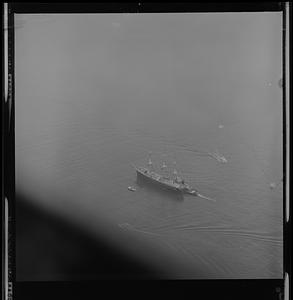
[136,169,182,192]
[135,167,198,196]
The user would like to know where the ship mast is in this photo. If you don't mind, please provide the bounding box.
[173,161,178,181]
[173,160,183,184]
[161,154,169,178]
[147,151,154,171]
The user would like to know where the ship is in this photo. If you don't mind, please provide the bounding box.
[133,153,199,196]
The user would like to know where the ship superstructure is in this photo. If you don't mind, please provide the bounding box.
[133,153,198,195]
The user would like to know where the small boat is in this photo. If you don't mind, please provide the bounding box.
[209,151,228,163]
[132,153,198,196]
[128,186,136,192]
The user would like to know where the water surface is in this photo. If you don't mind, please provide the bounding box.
[15,12,283,279]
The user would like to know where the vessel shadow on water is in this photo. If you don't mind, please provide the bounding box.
[136,175,184,201]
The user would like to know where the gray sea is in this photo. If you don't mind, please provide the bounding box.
[15,13,283,279]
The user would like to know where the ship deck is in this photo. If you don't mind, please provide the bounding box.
[136,167,181,189]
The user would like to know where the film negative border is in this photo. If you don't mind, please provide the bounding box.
[2,3,290,300]
[3,3,15,300]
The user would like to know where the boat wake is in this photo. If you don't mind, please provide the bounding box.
[184,148,228,163]
[118,222,162,236]
[118,222,282,246]
[196,193,216,202]
[154,225,282,245]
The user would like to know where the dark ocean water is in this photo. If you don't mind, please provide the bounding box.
[15,13,283,279]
